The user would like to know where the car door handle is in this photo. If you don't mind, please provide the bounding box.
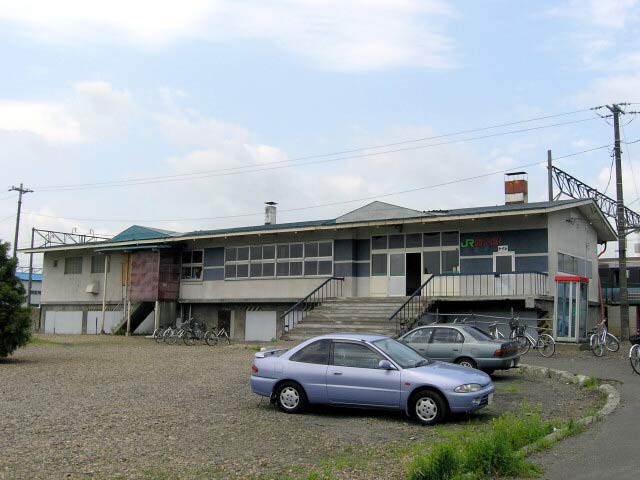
[332,372,343,375]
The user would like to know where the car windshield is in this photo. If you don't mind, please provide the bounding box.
[462,326,494,341]
[372,338,430,369]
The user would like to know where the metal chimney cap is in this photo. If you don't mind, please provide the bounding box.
[265,201,278,205]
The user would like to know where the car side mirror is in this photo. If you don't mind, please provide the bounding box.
[378,360,396,370]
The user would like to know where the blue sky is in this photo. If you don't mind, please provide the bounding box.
[1,0,639,267]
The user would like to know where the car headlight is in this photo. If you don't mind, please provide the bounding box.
[454,383,482,393]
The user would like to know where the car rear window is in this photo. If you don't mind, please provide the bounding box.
[462,326,493,341]
[289,339,330,364]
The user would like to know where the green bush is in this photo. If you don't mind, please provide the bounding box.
[0,241,32,357]
[408,442,462,480]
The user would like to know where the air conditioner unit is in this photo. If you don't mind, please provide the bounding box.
[85,282,100,294]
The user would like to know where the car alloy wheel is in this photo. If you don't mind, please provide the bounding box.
[280,387,299,410]
[413,391,445,425]
[275,381,307,414]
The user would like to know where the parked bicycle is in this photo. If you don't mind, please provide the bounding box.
[183,318,209,346]
[206,326,231,345]
[488,321,506,340]
[509,318,556,357]
[630,333,640,375]
[152,327,165,344]
[589,318,620,357]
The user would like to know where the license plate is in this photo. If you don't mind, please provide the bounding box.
[488,393,494,405]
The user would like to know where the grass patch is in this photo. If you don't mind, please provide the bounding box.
[496,385,523,393]
[28,337,58,346]
[582,377,599,390]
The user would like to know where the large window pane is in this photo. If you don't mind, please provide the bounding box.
[389,234,405,249]
[250,246,262,260]
[318,260,332,275]
[276,262,289,277]
[277,244,289,259]
[332,343,382,369]
[250,263,262,277]
[305,242,319,257]
[181,251,191,264]
[305,260,318,276]
[237,264,249,277]
[423,251,441,275]
[371,253,387,276]
[442,231,459,246]
[406,233,421,248]
[237,247,249,261]
[423,232,440,247]
[262,262,275,277]
[225,247,237,262]
[225,264,237,278]
[290,339,331,364]
[290,244,303,258]
[318,242,333,257]
[372,235,387,250]
[290,261,303,276]
[64,257,83,275]
[191,251,203,263]
[442,249,459,273]
[263,245,275,259]
[390,253,405,276]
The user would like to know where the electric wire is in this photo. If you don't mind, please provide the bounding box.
[22,144,611,224]
[35,116,602,192]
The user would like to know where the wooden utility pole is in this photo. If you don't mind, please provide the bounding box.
[8,183,33,260]
[608,103,629,340]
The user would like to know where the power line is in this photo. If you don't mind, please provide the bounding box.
[23,144,609,224]
[36,116,602,192]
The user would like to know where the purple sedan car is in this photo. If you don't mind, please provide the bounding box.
[250,333,495,425]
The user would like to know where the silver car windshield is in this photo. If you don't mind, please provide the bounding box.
[372,338,430,369]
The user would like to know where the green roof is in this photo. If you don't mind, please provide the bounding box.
[110,225,180,242]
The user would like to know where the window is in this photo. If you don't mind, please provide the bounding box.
[332,342,383,369]
[371,253,387,276]
[403,328,432,343]
[431,328,464,344]
[389,234,405,249]
[91,255,108,274]
[557,252,590,277]
[423,251,441,275]
[462,326,493,341]
[442,249,459,273]
[372,235,387,250]
[423,232,440,247]
[290,339,331,364]
[390,253,405,276]
[181,250,204,280]
[302,241,333,276]
[442,231,459,247]
[406,233,422,248]
[64,257,83,275]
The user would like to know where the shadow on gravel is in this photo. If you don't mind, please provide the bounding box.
[0,357,37,365]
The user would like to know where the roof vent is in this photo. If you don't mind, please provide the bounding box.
[265,202,277,225]
[505,172,528,205]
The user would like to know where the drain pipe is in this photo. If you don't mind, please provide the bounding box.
[597,243,607,321]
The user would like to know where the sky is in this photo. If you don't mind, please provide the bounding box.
[1,0,640,269]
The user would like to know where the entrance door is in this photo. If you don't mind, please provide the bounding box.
[555,276,589,342]
[406,253,422,295]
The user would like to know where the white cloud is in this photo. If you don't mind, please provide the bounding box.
[549,0,638,29]
[0,0,455,71]
[0,81,137,143]
[572,74,640,106]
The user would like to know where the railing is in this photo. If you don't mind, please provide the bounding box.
[425,271,548,298]
[389,271,549,336]
[602,284,640,304]
[281,276,345,334]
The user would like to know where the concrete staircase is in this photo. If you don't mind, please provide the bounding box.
[284,297,409,341]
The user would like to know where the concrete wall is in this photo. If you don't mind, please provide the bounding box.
[547,209,600,302]
[42,250,125,305]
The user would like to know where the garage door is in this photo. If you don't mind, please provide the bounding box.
[44,311,83,334]
[245,311,277,341]
[86,311,123,334]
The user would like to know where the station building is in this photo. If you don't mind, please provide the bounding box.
[23,179,616,344]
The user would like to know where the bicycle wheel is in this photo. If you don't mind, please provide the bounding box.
[630,344,640,375]
[219,330,231,345]
[536,334,555,357]
[516,336,530,355]
[605,333,620,352]
[590,335,603,357]
[165,329,178,345]
[154,328,165,343]
[183,331,195,346]
[204,331,218,346]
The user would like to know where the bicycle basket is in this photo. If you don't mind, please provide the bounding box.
[515,325,526,336]
[630,334,640,346]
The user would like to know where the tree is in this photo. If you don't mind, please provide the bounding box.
[0,241,31,357]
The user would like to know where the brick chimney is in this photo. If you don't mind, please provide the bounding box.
[505,172,528,205]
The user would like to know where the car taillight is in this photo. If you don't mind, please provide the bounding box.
[493,349,504,357]
[251,364,259,373]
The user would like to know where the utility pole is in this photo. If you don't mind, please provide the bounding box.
[8,183,33,261]
[607,104,629,340]
[547,150,553,202]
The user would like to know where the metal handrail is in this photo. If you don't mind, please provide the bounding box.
[281,276,344,333]
[388,275,438,336]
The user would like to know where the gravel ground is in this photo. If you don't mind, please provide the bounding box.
[0,336,602,480]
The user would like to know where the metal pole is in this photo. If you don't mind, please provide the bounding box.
[100,255,109,334]
[547,150,553,202]
[8,183,33,261]
[608,103,630,340]
[27,227,34,307]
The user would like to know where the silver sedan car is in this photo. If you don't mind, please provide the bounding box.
[399,324,520,374]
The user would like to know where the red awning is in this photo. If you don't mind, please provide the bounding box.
[554,275,589,283]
